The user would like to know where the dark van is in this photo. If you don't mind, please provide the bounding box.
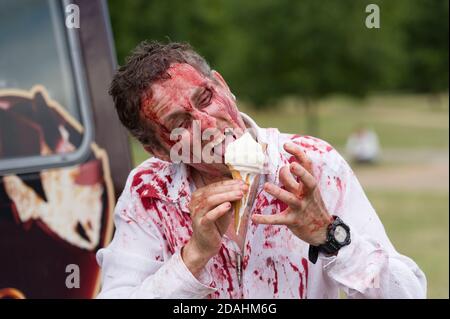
[0,0,132,298]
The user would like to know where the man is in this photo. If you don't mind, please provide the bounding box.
[346,126,380,164]
[96,41,426,298]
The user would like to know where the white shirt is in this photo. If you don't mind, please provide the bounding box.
[96,113,426,299]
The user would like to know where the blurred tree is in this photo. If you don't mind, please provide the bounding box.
[223,0,407,134]
[400,0,449,107]
[108,0,229,67]
[108,0,449,133]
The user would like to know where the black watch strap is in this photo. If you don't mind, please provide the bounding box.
[308,216,351,264]
[308,245,320,264]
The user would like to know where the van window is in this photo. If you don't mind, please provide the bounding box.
[0,0,93,174]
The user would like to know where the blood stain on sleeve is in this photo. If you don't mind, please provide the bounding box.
[333,176,346,211]
[335,176,343,192]
[137,184,160,205]
[152,175,169,196]
[131,169,153,188]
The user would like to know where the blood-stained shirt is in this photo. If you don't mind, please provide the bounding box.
[96,113,426,299]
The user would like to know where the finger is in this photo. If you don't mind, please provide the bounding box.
[284,142,313,173]
[200,190,244,215]
[252,212,293,225]
[202,181,248,196]
[208,179,242,189]
[290,162,317,190]
[201,202,232,225]
[264,183,302,208]
[279,165,299,194]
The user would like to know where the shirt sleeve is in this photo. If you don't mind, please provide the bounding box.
[319,149,427,299]
[95,178,217,299]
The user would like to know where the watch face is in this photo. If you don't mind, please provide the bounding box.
[334,225,348,243]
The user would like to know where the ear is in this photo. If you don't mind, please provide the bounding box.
[212,70,231,92]
[144,144,170,162]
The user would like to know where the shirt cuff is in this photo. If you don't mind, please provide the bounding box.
[176,249,217,289]
[164,249,217,298]
[319,230,388,294]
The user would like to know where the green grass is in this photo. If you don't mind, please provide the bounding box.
[241,94,449,150]
[368,190,449,299]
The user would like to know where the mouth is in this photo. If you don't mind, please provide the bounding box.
[210,132,226,148]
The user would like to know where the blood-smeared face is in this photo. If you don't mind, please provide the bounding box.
[141,63,247,175]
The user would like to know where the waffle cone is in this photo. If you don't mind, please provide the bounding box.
[228,165,253,234]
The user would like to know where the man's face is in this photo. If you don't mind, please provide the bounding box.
[142,63,246,175]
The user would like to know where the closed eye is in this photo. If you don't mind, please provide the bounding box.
[175,115,192,129]
[197,88,212,109]
[166,112,192,130]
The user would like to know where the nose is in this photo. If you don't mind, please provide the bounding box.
[190,108,217,132]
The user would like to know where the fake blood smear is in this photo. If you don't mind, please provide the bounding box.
[270,197,288,212]
[289,258,308,299]
[335,177,342,191]
[266,258,279,294]
[153,175,168,196]
[131,169,153,188]
[136,184,159,209]
[288,155,297,164]
[334,176,345,211]
[218,246,234,295]
[301,258,309,290]
[300,141,323,154]
[131,161,166,188]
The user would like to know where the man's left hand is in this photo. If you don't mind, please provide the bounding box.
[252,142,333,246]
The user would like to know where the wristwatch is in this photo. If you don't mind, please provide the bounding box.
[308,216,351,264]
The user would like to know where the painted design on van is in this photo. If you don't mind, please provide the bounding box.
[0,86,115,298]
[0,85,114,249]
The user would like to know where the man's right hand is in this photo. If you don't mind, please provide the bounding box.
[182,179,247,277]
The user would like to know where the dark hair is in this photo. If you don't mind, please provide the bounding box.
[109,41,211,148]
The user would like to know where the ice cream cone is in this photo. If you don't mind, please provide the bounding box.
[228,166,257,234]
[225,132,266,235]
